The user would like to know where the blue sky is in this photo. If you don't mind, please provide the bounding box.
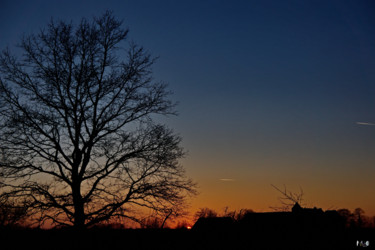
[1,0,375,214]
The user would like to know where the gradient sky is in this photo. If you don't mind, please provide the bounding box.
[1,0,375,218]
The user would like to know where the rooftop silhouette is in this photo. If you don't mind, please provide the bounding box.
[191,203,360,249]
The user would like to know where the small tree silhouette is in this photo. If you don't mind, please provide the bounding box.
[0,195,29,227]
[194,207,218,220]
[222,207,254,221]
[337,208,354,227]
[270,184,304,211]
[354,208,365,227]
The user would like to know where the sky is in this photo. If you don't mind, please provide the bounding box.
[1,0,375,218]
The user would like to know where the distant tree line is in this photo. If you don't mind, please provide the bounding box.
[2,200,374,229]
[0,195,29,228]
[337,207,375,228]
[192,206,375,229]
[194,207,254,222]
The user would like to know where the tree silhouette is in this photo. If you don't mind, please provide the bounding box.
[337,208,354,227]
[354,208,365,227]
[0,11,196,229]
[270,184,304,211]
[0,194,29,228]
[194,207,218,220]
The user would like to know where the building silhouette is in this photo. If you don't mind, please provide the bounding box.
[192,203,347,249]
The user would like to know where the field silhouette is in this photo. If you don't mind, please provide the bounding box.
[2,203,374,250]
[1,225,374,249]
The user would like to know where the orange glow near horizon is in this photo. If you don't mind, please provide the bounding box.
[183,155,375,220]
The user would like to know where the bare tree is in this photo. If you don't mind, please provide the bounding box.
[337,208,354,228]
[0,194,29,228]
[139,200,188,229]
[338,208,372,228]
[139,214,163,229]
[0,11,196,229]
[270,184,304,211]
[159,201,189,229]
[235,208,254,221]
[221,207,252,221]
[354,208,365,227]
[194,207,218,220]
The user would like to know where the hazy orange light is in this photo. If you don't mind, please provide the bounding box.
[187,226,192,230]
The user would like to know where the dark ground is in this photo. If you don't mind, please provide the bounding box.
[0,227,374,250]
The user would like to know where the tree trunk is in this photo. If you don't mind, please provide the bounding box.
[161,210,173,229]
[72,181,85,229]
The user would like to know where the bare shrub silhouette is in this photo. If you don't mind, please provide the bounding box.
[0,194,29,228]
[222,206,254,221]
[140,215,163,229]
[194,207,218,220]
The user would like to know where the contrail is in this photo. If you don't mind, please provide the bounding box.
[356,122,375,126]
[219,178,235,181]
